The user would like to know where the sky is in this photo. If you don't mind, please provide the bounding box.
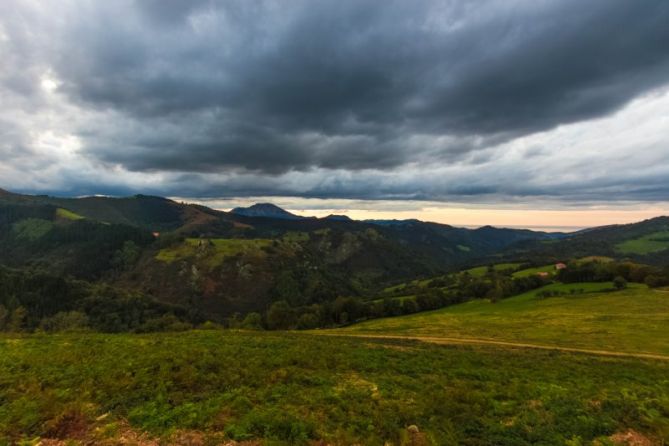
[2,0,669,230]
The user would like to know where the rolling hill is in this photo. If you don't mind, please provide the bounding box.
[2,188,669,323]
[509,216,669,266]
[0,189,565,318]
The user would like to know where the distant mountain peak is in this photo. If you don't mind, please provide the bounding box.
[231,203,305,220]
[323,214,352,221]
[364,218,421,226]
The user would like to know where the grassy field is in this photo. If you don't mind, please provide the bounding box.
[342,283,669,355]
[1,331,668,445]
[11,218,54,241]
[382,262,523,293]
[156,238,272,266]
[56,208,85,221]
[512,264,557,278]
[616,230,669,254]
[462,262,523,277]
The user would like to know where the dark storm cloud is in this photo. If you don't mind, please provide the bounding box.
[25,0,667,175]
[1,0,669,202]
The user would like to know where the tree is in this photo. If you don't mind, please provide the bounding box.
[8,306,27,332]
[645,274,669,288]
[241,312,264,330]
[613,276,627,290]
[0,305,7,331]
[111,240,141,271]
[486,283,504,303]
[402,299,419,314]
[266,301,295,330]
[39,311,89,332]
[297,313,319,330]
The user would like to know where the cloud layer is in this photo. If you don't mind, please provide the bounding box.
[1,0,669,204]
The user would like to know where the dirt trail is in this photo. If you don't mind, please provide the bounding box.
[311,332,669,361]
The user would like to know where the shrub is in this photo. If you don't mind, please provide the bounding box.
[241,312,264,330]
[613,276,627,290]
[39,311,90,332]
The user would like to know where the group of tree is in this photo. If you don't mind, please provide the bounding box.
[557,260,669,288]
[0,266,198,333]
[232,267,550,330]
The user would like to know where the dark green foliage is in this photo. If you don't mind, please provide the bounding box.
[38,311,89,332]
[111,240,142,271]
[266,301,295,330]
[239,312,263,330]
[0,266,196,333]
[558,260,669,286]
[0,202,155,279]
[613,276,627,290]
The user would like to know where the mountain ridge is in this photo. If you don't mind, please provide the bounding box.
[2,188,669,321]
[231,202,308,220]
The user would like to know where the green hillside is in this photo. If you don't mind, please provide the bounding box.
[341,283,669,355]
[1,331,668,445]
[463,262,522,276]
[616,230,669,254]
[156,238,273,266]
[515,216,669,265]
[512,263,556,277]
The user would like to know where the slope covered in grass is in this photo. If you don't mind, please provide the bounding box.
[1,331,668,445]
[463,262,522,277]
[156,238,273,266]
[616,230,669,254]
[56,208,84,220]
[512,264,556,278]
[342,283,669,355]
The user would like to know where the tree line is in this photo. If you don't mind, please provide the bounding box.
[0,266,198,333]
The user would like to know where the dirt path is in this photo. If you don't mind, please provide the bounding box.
[311,332,669,361]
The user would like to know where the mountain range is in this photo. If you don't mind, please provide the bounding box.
[1,188,668,321]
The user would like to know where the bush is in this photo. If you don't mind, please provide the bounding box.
[266,301,295,330]
[613,276,627,290]
[296,313,319,330]
[135,314,192,332]
[39,311,89,332]
[645,275,669,288]
[241,312,264,330]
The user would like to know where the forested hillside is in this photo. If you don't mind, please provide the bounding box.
[1,189,669,330]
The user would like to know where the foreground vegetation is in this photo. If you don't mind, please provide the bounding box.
[1,331,668,445]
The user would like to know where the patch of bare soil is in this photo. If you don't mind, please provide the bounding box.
[43,410,90,440]
[609,429,658,446]
[37,418,265,446]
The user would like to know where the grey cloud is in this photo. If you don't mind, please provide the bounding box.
[8,0,665,174]
[1,0,669,203]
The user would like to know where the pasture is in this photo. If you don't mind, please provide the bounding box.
[343,283,669,355]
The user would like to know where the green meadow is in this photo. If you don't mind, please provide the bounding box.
[11,218,54,241]
[56,208,85,221]
[156,238,273,265]
[616,230,669,254]
[1,331,669,445]
[342,283,669,356]
[512,264,557,278]
[463,262,523,277]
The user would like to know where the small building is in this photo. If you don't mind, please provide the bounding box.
[555,262,567,270]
